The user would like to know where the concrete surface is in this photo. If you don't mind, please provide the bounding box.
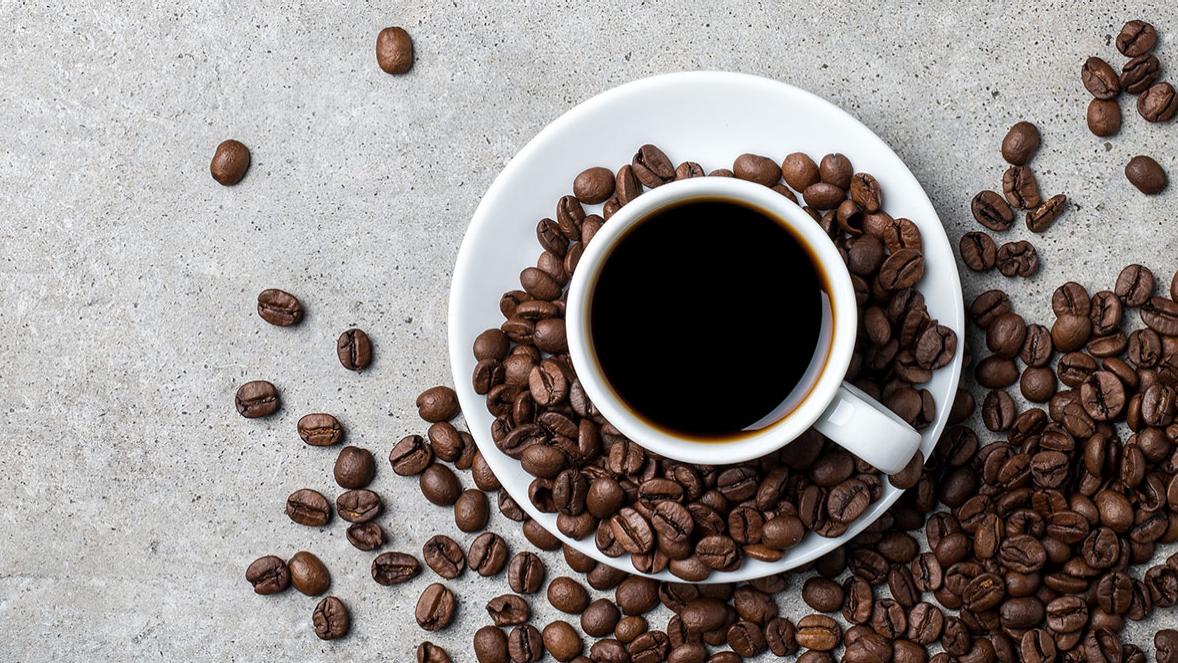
[2,0,1177,660]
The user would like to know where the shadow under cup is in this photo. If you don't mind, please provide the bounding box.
[583,196,836,442]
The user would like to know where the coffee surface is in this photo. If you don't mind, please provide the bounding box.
[590,199,826,437]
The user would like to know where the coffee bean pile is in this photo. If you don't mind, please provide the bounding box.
[468,144,957,583]
[961,120,1065,279]
[1082,19,1170,195]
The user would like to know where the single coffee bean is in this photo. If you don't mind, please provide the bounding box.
[795,614,841,651]
[548,576,590,614]
[959,232,997,272]
[574,167,615,204]
[474,625,509,663]
[1003,165,1041,209]
[802,577,845,612]
[509,624,544,663]
[312,596,349,640]
[1116,264,1156,306]
[579,598,620,637]
[416,386,460,422]
[542,620,583,662]
[1087,99,1122,137]
[987,312,1027,358]
[1021,366,1058,403]
[632,145,676,188]
[422,534,466,579]
[246,555,289,594]
[971,191,1014,231]
[235,380,279,418]
[417,641,453,663]
[420,463,461,506]
[878,249,925,290]
[1118,20,1158,56]
[819,153,854,188]
[286,488,331,526]
[416,583,457,631]
[1138,82,1178,122]
[372,551,421,585]
[508,551,546,594]
[390,434,433,476]
[1026,194,1067,233]
[256,288,303,326]
[337,328,372,371]
[346,522,384,551]
[288,550,330,596]
[1125,155,1168,195]
[334,445,376,489]
[675,161,705,180]
[733,153,782,187]
[803,182,846,210]
[454,489,490,532]
[982,389,1016,430]
[1002,121,1041,165]
[1053,314,1092,352]
[1082,57,1121,99]
[210,139,250,185]
[298,412,343,446]
[486,593,530,627]
[1142,296,1178,335]
[336,489,382,523]
[375,26,413,74]
[782,153,820,191]
[1121,54,1161,94]
[1157,630,1178,663]
[467,531,508,577]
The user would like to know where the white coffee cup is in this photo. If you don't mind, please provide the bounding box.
[565,177,922,473]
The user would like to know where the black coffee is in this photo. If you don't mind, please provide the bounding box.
[590,199,828,437]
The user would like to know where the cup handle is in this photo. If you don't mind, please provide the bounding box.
[812,382,922,474]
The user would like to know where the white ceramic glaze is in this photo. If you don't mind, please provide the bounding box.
[448,71,964,581]
[564,177,922,473]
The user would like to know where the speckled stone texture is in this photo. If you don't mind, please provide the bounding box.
[1,0,1176,660]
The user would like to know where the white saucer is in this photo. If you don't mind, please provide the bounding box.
[448,71,965,582]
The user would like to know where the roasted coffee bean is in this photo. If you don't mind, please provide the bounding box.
[1026,194,1066,233]
[337,328,372,371]
[416,386,460,422]
[288,550,330,596]
[850,173,883,212]
[1087,99,1122,137]
[1046,595,1088,633]
[246,555,289,595]
[454,489,490,532]
[422,534,466,579]
[416,583,457,631]
[1139,82,1178,122]
[210,139,250,185]
[733,153,782,187]
[1053,314,1093,352]
[372,551,421,585]
[1123,54,1161,95]
[819,153,854,188]
[1142,296,1178,335]
[347,522,385,551]
[632,144,675,188]
[286,488,331,527]
[1117,20,1158,56]
[336,489,382,523]
[547,576,590,614]
[574,167,615,204]
[795,614,841,651]
[1125,155,1168,195]
[420,464,461,506]
[256,288,303,326]
[1115,264,1155,306]
[764,617,799,656]
[1021,367,1057,403]
[474,625,509,663]
[804,182,846,210]
[465,532,507,577]
[1002,121,1041,165]
[510,624,544,663]
[879,249,925,291]
[982,389,1016,431]
[610,507,655,554]
[298,412,343,446]
[312,596,349,640]
[508,552,546,594]
[1003,165,1041,209]
[996,240,1039,276]
[391,434,433,476]
[827,479,871,523]
[375,26,413,73]
[971,191,1014,231]
[976,356,1019,389]
[987,312,1027,358]
[802,577,844,612]
[486,594,531,628]
[333,445,376,489]
[727,620,767,657]
[1158,630,1178,663]
[782,153,820,190]
[417,641,452,663]
[1083,57,1121,99]
[542,620,582,662]
[675,161,705,180]
[1081,371,1127,421]
[960,232,997,272]
[235,380,279,418]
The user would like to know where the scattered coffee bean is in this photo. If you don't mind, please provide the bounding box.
[235,380,279,418]
[1002,165,1041,209]
[1087,99,1122,137]
[1118,20,1158,56]
[468,531,509,576]
[1138,82,1178,122]
[1125,155,1168,195]
[417,386,460,422]
[996,240,1039,277]
[375,26,413,74]
[508,551,546,594]
[971,191,1014,231]
[333,445,376,489]
[372,551,421,585]
[298,412,344,446]
[415,583,457,631]
[573,167,615,204]
[210,139,250,185]
[417,642,452,663]
[1026,194,1066,233]
[288,550,330,596]
[336,489,382,522]
[337,328,372,371]
[959,232,997,272]
[312,596,349,640]
[246,555,289,595]
[542,620,583,662]
[1082,56,1121,99]
[454,488,490,532]
[256,288,303,326]
[1122,54,1161,94]
[419,463,461,506]
[346,522,385,551]
[286,488,331,527]
[1001,121,1041,165]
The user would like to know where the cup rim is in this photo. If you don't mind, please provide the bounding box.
[566,177,859,465]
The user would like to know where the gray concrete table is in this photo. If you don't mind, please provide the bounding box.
[1,1,1175,660]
